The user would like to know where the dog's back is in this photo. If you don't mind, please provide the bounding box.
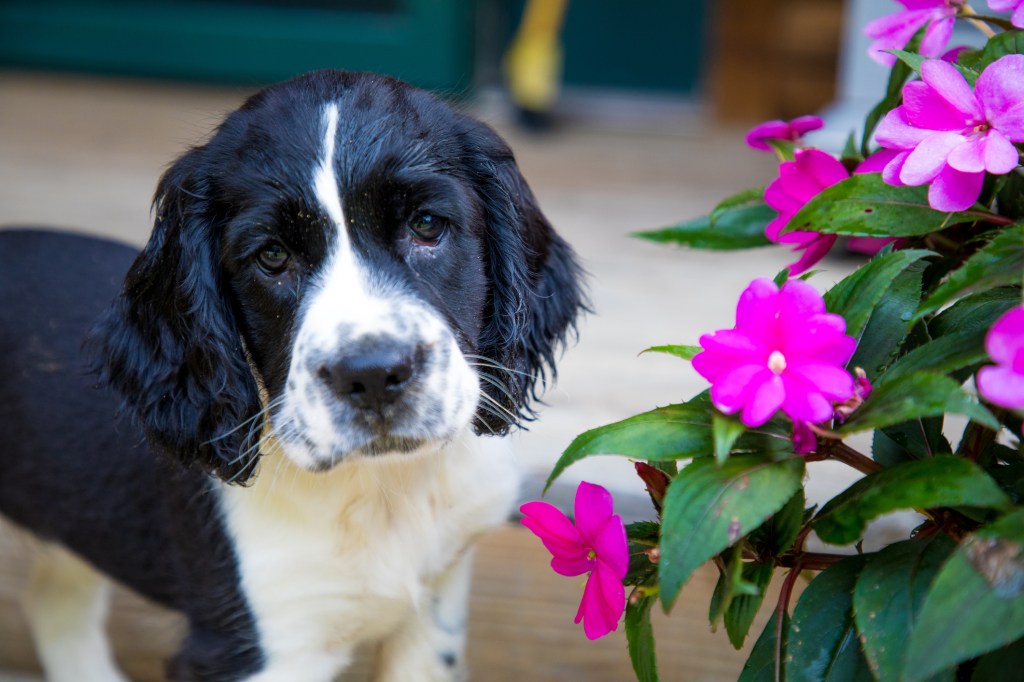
[0,229,181,603]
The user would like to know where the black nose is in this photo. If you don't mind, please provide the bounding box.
[317,343,420,410]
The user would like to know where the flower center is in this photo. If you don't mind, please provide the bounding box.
[767,350,787,374]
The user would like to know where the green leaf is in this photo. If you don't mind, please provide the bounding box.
[546,394,792,489]
[977,29,1024,67]
[996,169,1024,221]
[877,329,989,388]
[890,48,980,86]
[788,555,872,682]
[659,456,804,608]
[635,189,774,250]
[713,412,746,465]
[783,174,985,238]
[846,265,923,381]
[709,544,757,627]
[824,249,933,341]
[748,488,806,558]
[862,44,915,156]
[872,418,951,467]
[838,371,999,435]
[972,636,1024,682]
[853,535,957,682]
[905,509,1024,681]
[916,225,1024,319]
[724,561,774,650]
[929,286,1021,339]
[738,610,789,682]
[813,456,1013,546]
[625,522,660,587]
[625,594,660,682]
[639,344,701,360]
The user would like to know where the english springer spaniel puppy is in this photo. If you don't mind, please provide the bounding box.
[0,70,584,682]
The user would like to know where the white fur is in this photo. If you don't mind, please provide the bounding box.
[218,432,519,682]
[22,542,130,682]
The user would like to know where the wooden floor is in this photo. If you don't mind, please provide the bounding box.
[0,520,791,681]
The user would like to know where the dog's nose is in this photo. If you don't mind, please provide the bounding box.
[318,344,420,410]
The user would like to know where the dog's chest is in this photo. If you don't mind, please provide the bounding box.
[215,436,518,660]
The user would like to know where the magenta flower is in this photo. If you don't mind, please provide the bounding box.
[763,149,897,274]
[989,0,1024,28]
[875,55,1024,211]
[692,278,857,427]
[977,305,1024,409]
[745,115,824,152]
[865,0,962,67]
[520,481,629,640]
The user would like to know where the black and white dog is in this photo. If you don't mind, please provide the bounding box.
[0,70,584,681]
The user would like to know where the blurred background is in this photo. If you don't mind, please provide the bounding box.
[0,1,910,680]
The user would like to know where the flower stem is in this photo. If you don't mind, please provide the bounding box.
[960,4,998,39]
[774,562,801,682]
[822,440,884,475]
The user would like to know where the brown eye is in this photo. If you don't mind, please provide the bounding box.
[257,242,290,273]
[409,213,447,245]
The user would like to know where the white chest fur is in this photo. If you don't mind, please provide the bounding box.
[215,431,519,681]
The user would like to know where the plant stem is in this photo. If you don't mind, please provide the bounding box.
[823,440,884,475]
[961,4,998,38]
[777,552,848,571]
[774,562,801,682]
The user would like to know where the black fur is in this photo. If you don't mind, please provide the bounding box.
[0,69,584,680]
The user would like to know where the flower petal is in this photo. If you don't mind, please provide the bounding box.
[875,107,933,150]
[693,330,765,382]
[985,306,1024,367]
[902,80,971,131]
[741,373,786,427]
[946,136,986,173]
[982,129,1021,175]
[786,233,837,276]
[919,15,956,59]
[900,132,966,185]
[784,314,857,366]
[780,372,835,423]
[736,278,781,339]
[790,362,855,402]
[550,554,596,577]
[591,514,629,578]
[883,151,910,186]
[520,501,588,565]
[711,364,772,415]
[920,58,981,119]
[574,481,614,544]
[977,55,1024,138]
[797,148,849,188]
[855,148,902,174]
[928,164,984,211]
[575,560,626,640]
[778,279,826,320]
[977,365,1024,409]
[745,120,790,151]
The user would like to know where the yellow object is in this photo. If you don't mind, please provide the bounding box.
[503,0,569,112]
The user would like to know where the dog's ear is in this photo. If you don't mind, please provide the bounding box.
[462,121,588,434]
[90,147,262,483]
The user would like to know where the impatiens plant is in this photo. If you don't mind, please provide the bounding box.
[521,5,1024,681]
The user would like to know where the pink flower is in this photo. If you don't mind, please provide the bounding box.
[792,420,818,454]
[977,305,1024,409]
[692,278,857,427]
[989,0,1024,28]
[865,0,962,67]
[875,55,1024,211]
[745,115,824,152]
[520,481,629,640]
[764,149,897,274]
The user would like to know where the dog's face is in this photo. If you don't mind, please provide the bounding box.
[94,71,584,480]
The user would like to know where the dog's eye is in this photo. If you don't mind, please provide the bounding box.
[408,213,447,246]
[257,242,290,273]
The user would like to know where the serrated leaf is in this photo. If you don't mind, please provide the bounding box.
[872,417,951,467]
[929,286,1021,339]
[659,456,804,608]
[738,610,789,682]
[635,189,774,250]
[626,594,659,682]
[978,29,1024,66]
[877,329,989,388]
[724,561,774,650]
[890,48,980,86]
[787,555,872,682]
[640,344,701,360]
[838,371,999,435]
[916,225,1024,319]
[748,488,806,558]
[713,412,746,465]
[783,174,985,238]
[546,394,792,489]
[813,456,1013,546]
[853,535,957,681]
[905,509,1024,681]
[862,43,916,155]
[824,249,933,341]
[847,264,923,381]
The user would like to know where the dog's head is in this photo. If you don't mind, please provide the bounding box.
[92,70,585,482]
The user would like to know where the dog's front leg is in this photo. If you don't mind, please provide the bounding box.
[374,550,475,682]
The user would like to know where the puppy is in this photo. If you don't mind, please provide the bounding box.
[0,69,584,682]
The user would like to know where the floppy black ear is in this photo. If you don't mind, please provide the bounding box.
[90,148,263,482]
[464,122,588,434]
